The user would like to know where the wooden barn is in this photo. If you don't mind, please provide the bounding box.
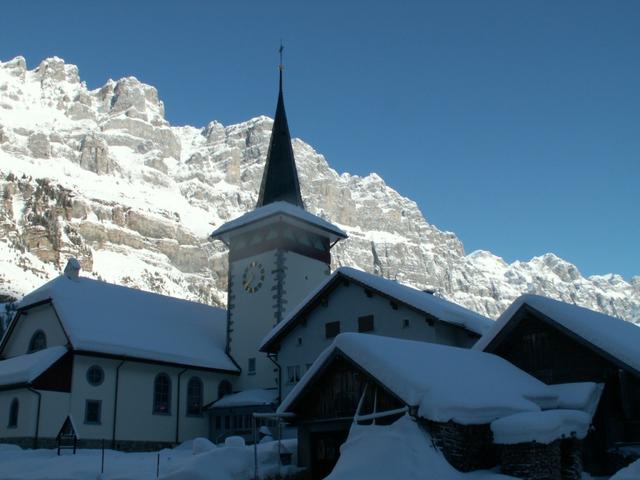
[278,332,599,480]
[474,294,640,475]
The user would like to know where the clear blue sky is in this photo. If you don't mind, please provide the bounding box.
[1,1,638,279]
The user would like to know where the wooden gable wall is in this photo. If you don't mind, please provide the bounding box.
[487,307,640,474]
[289,354,405,423]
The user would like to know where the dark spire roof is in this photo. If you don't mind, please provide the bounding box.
[256,64,305,209]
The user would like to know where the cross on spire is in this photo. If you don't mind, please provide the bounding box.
[279,42,284,72]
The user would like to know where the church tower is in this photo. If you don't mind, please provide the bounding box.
[210,60,346,391]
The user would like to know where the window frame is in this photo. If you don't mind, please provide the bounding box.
[325,321,340,339]
[186,376,204,417]
[286,365,301,385]
[86,365,105,386]
[358,315,375,333]
[84,399,102,425]
[7,398,18,428]
[153,373,172,415]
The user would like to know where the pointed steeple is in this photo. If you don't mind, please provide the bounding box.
[256,49,304,209]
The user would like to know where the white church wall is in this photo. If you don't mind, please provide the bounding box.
[177,371,228,442]
[229,250,279,392]
[2,304,67,358]
[113,362,180,442]
[36,390,70,438]
[0,388,38,439]
[281,251,329,319]
[276,282,476,398]
[68,355,224,444]
[70,355,120,442]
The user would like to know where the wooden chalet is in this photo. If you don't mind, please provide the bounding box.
[278,332,596,480]
[474,294,640,475]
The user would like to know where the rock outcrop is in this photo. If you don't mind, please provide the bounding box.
[0,56,638,324]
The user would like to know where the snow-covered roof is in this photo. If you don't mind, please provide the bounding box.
[474,294,640,375]
[548,382,603,417]
[491,409,591,445]
[0,346,67,387]
[15,275,238,372]
[260,267,492,351]
[210,389,278,408]
[209,201,347,243]
[279,333,557,425]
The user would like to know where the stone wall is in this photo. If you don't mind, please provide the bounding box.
[424,420,497,472]
[500,440,562,479]
[0,436,174,452]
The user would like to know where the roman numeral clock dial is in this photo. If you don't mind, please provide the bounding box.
[242,261,265,293]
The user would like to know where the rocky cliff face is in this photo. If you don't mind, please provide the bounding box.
[0,56,638,323]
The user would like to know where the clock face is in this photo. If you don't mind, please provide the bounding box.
[242,261,265,293]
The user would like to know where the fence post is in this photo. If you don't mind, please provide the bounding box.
[156,452,160,479]
[101,439,105,474]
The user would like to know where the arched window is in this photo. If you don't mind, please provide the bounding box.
[28,330,47,353]
[8,398,18,428]
[186,377,203,416]
[153,373,171,415]
[218,380,232,400]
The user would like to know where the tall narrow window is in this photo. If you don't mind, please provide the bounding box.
[28,330,47,353]
[84,400,102,424]
[186,377,203,416]
[248,357,256,375]
[8,398,18,428]
[153,373,171,414]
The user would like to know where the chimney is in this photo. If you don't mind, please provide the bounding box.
[64,257,81,281]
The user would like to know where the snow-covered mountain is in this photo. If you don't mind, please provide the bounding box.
[0,56,638,323]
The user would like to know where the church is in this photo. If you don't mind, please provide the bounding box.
[0,63,491,450]
[0,60,636,479]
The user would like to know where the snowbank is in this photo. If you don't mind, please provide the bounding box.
[491,410,591,445]
[611,458,640,479]
[325,415,513,480]
[0,439,297,480]
[162,439,298,480]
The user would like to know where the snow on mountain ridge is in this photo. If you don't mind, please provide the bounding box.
[0,56,638,325]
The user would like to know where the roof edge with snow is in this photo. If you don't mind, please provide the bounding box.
[261,267,492,352]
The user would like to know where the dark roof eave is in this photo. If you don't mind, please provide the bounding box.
[72,350,240,375]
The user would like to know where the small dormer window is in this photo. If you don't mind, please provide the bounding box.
[28,330,47,353]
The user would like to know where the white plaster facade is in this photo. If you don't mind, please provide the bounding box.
[270,280,480,399]
[228,248,330,392]
[0,291,236,448]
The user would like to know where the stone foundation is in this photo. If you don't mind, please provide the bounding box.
[561,438,583,480]
[0,437,174,452]
[500,440,562,480]
[425,420,497,472]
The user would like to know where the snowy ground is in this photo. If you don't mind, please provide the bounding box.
[0,438,298,480]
